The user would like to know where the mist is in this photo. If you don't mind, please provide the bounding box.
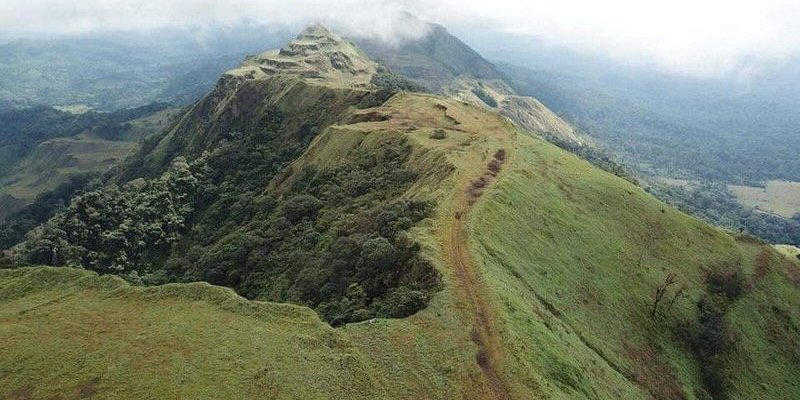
[2,0,800,78]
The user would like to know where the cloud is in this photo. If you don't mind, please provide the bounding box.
[2,0,799,77]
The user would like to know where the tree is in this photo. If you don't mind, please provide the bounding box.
[282,194,323,223]
[650,272,687,320]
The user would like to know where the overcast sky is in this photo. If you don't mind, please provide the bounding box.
[3,0,799,78]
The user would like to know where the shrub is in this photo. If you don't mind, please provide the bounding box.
[706,262,748,300]
[370,69,426,93]
[282,194,323,223]
[694,294,733,399]
[471,87,498,107]
[430,129,447,140]
[378,286,428,318]
[357,237,396,279]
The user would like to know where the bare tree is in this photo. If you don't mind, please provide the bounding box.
[666,282,689,313]
[651,272,678,320]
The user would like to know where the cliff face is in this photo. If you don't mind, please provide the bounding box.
[228,24,378,88]
[120,25,389,180]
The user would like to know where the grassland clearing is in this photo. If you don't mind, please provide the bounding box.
[729,180,800,218]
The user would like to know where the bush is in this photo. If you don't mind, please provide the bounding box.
[358,237,396,272]
[282,194,323,223]
[706,262,748,300]
[378,286,428,318]
[694,294,733,399]
[370,69,426,93]
[471,87,498,107]
[430,129,447,140]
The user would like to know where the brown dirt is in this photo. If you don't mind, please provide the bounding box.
[76,377,100,398]
[445,149,511,400]
[623,342,686,400]
[753,248,773,282]
[9,386,32,400]
[466,151,508,206]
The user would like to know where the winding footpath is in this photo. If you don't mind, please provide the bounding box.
[445,166,512,400]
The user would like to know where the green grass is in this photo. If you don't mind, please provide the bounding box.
[0,267,388,399]
[468,132,800,399]
[0,266,489,399]
[1,92,799,399]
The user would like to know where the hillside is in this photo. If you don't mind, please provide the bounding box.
[355,21,587,147]
[2,25,800,399]
[0,103,178,218]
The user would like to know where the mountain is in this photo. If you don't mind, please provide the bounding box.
[356,21,587,146]
[356,22,504,91]
[2,25,800,400]
[481,38,800,186]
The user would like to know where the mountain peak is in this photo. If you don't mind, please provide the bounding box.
[298,22,333,38]
[225,24,377,88]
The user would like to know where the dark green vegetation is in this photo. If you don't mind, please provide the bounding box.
[471,87,498,107]
[0,102,176,217]
[686,261,748,400]
[370,66,427,93]
[12,74,440,325]
[0,172,99,250]
[649,181,800,245]
[498,60,800,186]
[0,102,168,171]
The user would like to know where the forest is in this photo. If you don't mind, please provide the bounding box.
[6,85,441,325]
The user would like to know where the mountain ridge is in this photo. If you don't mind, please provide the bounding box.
[355,21,587,146]
[2,23,800,400]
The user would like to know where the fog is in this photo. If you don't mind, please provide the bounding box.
[3,0,799,78]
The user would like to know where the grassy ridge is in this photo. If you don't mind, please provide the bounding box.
[469,132,800,398]
[0,267,389,399]
[1,92,799,399]
[0,95,500,399]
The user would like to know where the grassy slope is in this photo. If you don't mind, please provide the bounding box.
[1,92,799,399]
[469,130,800,398]
[0,267,389,399]
[0,94,500,399]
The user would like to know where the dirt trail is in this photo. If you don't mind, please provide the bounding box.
[445,151,511,400]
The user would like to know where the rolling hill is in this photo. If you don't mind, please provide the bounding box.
[0,103,179,219]
[2,25,800,400]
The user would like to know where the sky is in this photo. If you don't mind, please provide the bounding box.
[3,0,799,78]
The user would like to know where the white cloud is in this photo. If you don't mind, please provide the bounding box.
[2,0,799,77]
